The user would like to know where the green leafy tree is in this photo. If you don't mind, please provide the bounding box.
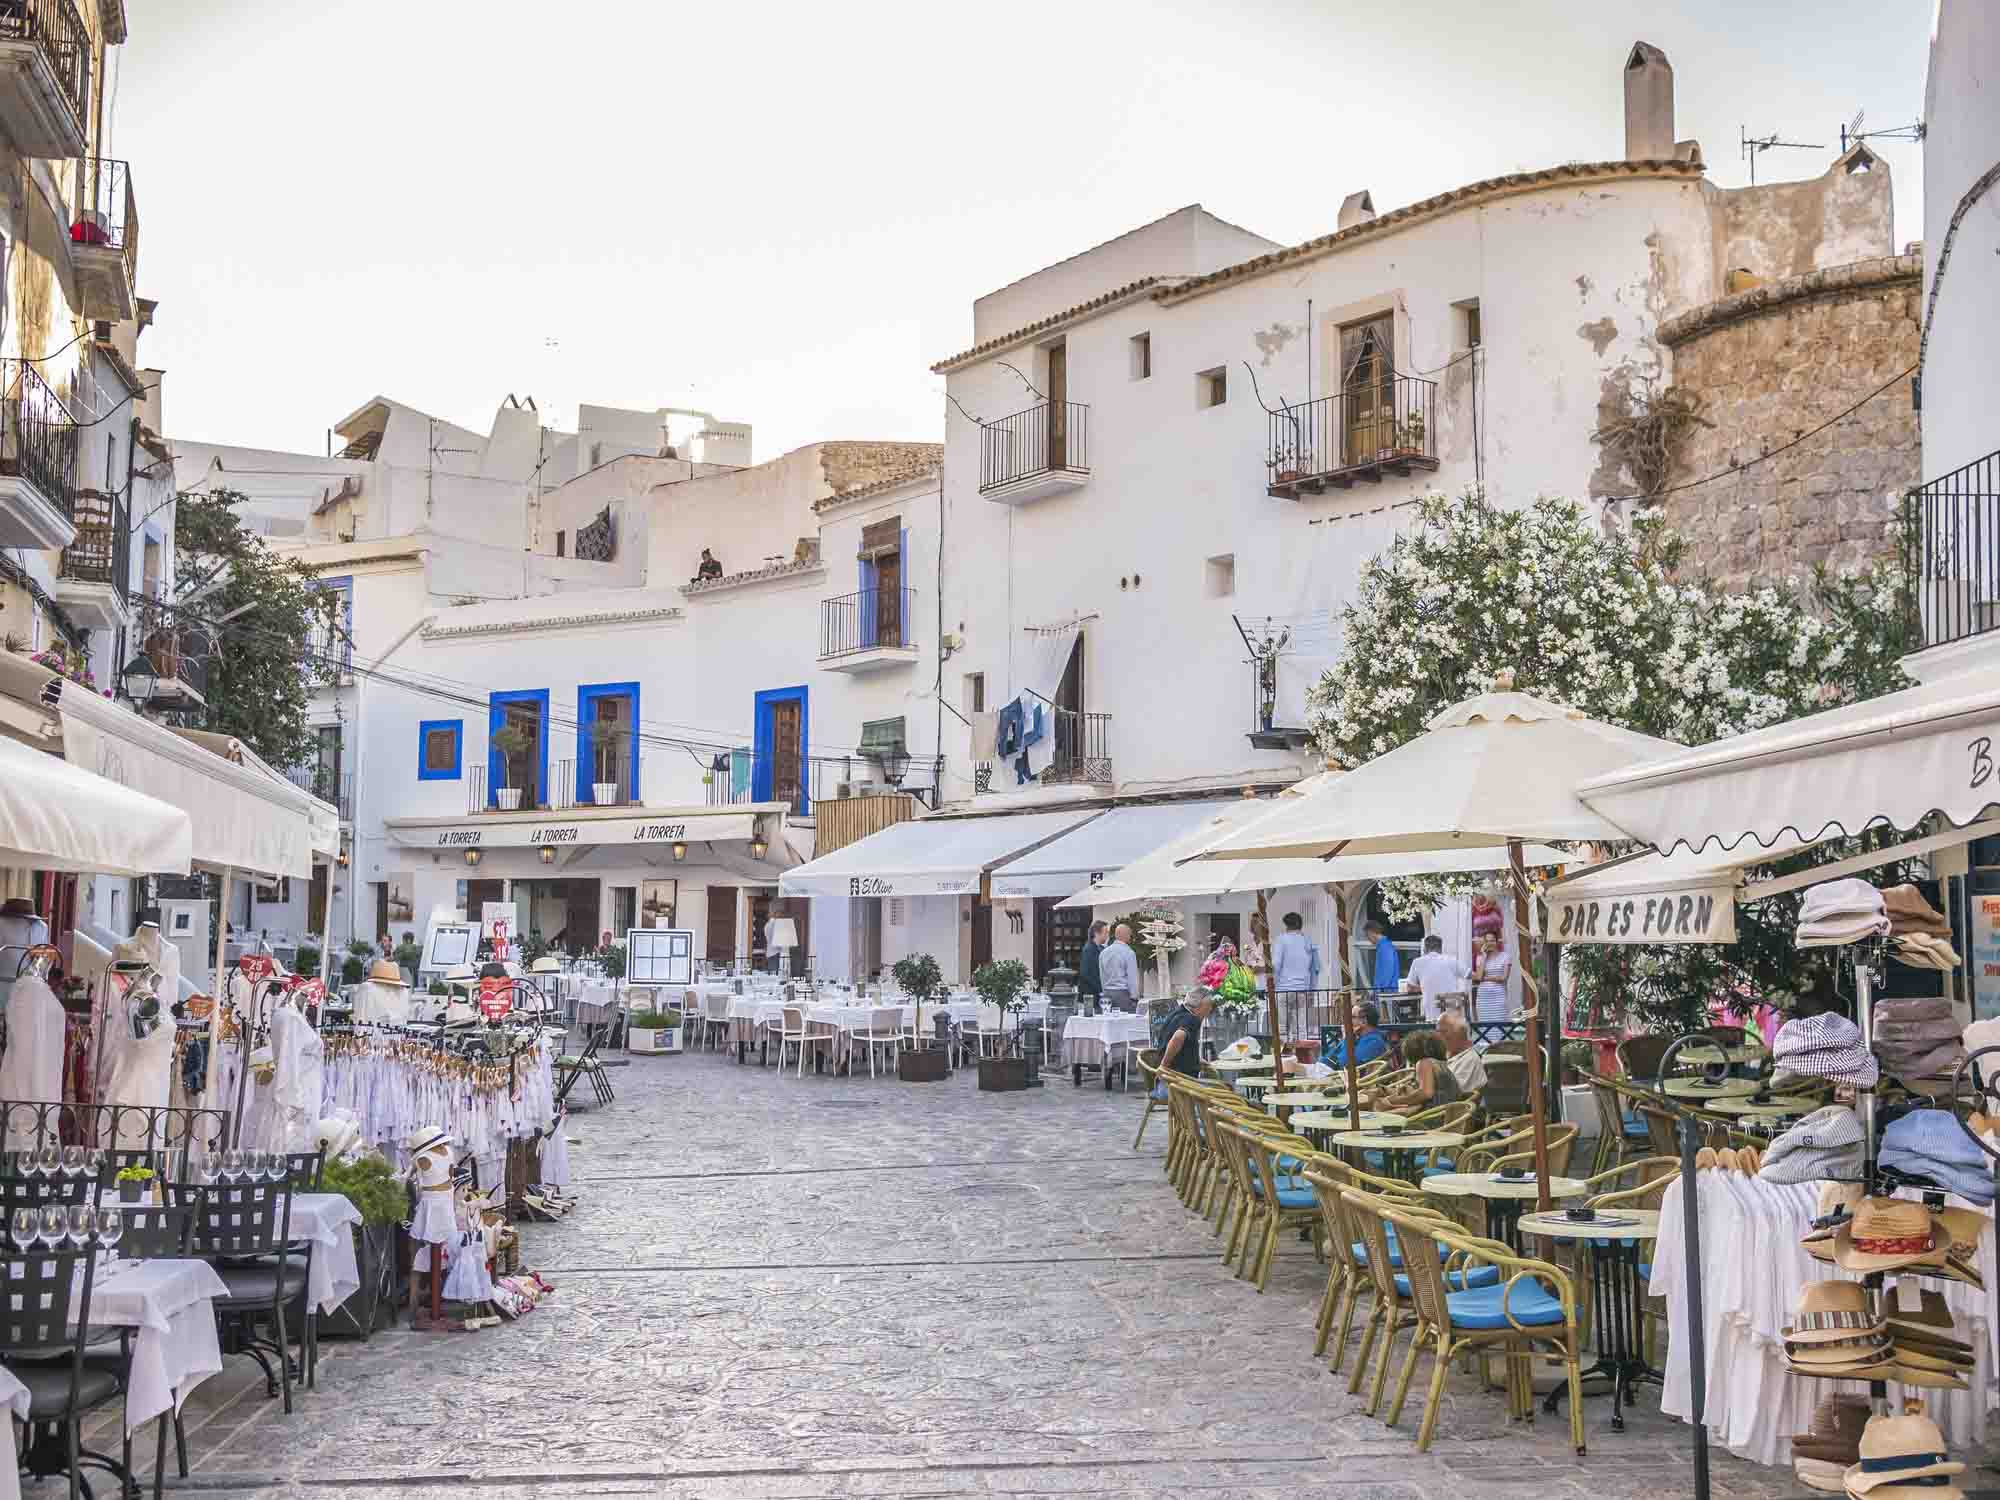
[1308,490,1918,1035]
[169,489,346,768]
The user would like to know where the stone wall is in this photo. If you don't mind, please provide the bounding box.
[1653,252,1920,588]
[818,441,943,498]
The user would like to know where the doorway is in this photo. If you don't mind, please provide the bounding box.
[1339,315,1395,466]
[520,879,602,954]
[1046,341,1068,470]
[705,886,738,964]
[970,900,992,973]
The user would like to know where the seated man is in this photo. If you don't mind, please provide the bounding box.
[1322,1000,1389,1069]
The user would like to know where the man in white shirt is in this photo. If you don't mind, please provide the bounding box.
[1404,935,1469,1022]
[1270,912,1314,997]
[1099,925,1140,1012]
[1439,1011,1487,1096]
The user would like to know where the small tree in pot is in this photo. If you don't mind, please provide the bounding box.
[973,958,1032,1091]
[584,717,626,806]
[892,952,949,1082]
[490,720,536,810]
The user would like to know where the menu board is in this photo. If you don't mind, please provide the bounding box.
[627,928,695,987]
[1972,893,2000,1021]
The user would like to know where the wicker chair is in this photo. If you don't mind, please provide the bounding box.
[1615,1034,1672,1082]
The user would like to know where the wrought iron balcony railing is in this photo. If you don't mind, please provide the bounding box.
[819,586,916,659]
[0,0,89,137]
[59,486,126,590]
[979,400,1089,495]
[72,157,137,289]
[1267,374,1439,498]
[0,359,77,520]
[1914,448,2000,651]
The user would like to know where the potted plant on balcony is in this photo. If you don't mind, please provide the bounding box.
[1392,411,1426,457]
[626,1004,682,1054]
[491,720,535,810]
[893,952,951,1082]
[973,958,1032,1093]
[1270,436,1304,486]
[584,718,625,807]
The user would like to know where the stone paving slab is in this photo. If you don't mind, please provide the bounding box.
[41,1049,1931,1497]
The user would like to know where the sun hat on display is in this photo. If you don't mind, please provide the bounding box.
[1791,1393,1872,1465]
[1832,1198,1954,1274]
[1760,1106,1865,1185]
[1793,1456,1848,1494]
[1784,1280,1885,1345]
[529,957,561,975]
[1773,1012,1880,1087]
[1877,1110,1995,1206]
[1844,1407,1964,1496]
[366,958,406,987]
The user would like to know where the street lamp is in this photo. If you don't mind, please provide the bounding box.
[118,655,158,710]
[671,841,687,861]
[539,846,555,865]
[464,848,482,868]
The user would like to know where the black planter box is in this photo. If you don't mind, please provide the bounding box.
[899,1046,950,1083]
[320,1221,401,1340]
[978,1057,1030,1092]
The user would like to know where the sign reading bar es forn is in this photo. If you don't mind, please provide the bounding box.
[1545,884,1738,946]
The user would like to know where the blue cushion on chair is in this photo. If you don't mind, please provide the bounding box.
[1274,1187,1315,1210]
[1394,1263,1501,1295]
[1418,1159,1456,1177]
[1276,1154,1304,1173]
[1446,1282,1566,1330]
[1623,1121,1651,1139]
[1352,1240,1402,1269]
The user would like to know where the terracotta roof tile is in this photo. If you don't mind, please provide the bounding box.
[928,277,1161,374]
[812,461,943,512]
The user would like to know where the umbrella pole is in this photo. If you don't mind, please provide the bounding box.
[1255,889,1287,1123]
[1333,886,1359,1131]
[1509,838,1552,1212]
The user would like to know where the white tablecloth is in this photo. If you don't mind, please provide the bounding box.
[575,982,622,1026]
[90,1258,230,1435]
[0,1362,23,1500]
[292,1192,363,1316]
[1064,1014,1152,1065]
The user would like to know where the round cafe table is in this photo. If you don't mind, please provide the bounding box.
[1707,1095,1814,1119]
[1209,1056,1273,1079]
[1659,1077,1759,1100]
[1330,1128,1465,1183]
[1517,1208,1662,1434]
[1267,1091,1345,1112]
[1422,1172,1589,1250]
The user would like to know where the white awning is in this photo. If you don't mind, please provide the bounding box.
[1066,790,1568,908]
[990,800,1236,898]
[0,733,192,876]
[386,808,761,851]
[1577,674,2000,855]
[0,655,322,879]
[780,808,1099,899]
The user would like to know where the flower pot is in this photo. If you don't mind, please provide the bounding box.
[1276,468,1301,484]
[628,1025,681,1054]
[496,788,523,810]
[117,1181,142,1204]
[593,781,619,805]
[898,1044,950,1082]
[977,1056,1030,1093]
[322,1222,399,1341]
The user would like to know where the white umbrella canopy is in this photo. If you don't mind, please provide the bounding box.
[0,734,192,876]
[1189,688,1686,862]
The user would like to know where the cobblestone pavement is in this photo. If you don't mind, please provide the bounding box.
[66,1049,1869,1498]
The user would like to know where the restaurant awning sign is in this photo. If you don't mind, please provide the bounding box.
[386,811,758,850]
[1545,881,1738,945]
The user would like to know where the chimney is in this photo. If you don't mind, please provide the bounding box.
[1623,42,1674,161]
[1337,190,1376,230]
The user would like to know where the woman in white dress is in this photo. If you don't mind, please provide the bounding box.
[1471,931,1513,1025]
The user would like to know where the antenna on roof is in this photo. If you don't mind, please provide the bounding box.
[1839,109,1925,153]
[1740,124,1823,183]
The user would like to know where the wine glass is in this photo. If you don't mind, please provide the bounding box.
[10,1207,36,1252]
[94,1209,122,1264]
[35,1145,58,1178]
[64,1204,91,1249]
[82,1149,104,1185]
[189,1151,215,1185]
[60,1146,85,1180]
[267,1153,289,1185]
[37,1205,63,1251]
[221,1150,243,1182]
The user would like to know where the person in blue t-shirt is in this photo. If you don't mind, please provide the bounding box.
[1323,999,1390,1068]
[1365,920,1402,992]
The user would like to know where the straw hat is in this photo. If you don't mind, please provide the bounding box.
[1792,1455,1848,1494]
[1885,1290,1962,1345]
[367,958,406,987]
[1845,1409,1964,1495]
[529,957,561,975]
[1833,1198,1954,1273]
[1790,1394,1871,1465]
[1784,1282,1885,1345]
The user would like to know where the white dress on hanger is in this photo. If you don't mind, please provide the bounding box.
[263,1006,323,1154]
[98,1002,175,1149]
[0,974,64,1149]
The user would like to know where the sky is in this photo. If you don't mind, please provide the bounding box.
[119,0,1933,463]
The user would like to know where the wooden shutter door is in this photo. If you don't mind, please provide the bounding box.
[706,886,738,964]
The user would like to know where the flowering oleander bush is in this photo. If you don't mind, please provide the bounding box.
[1307,490,1919,1032]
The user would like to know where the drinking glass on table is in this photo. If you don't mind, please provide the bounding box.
[35,1145,59,1178]
[64,1204,91,1248]
[82,1149,104,1184]
[94,1209,122,1261]
[189,1151,215,1185]
[60,1146,85,1180]
[37,1205,63,1250]
[221,1150,243,1182]
[10,1207,36,1252]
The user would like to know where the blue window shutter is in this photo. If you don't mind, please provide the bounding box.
[752,698,774,802]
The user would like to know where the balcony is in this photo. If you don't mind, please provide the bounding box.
[818,586,919,673]
[128,604,206,714]
[979,400,1089,505]
[69,158,136,322]
[1266,375,1439,500]
[286,765,354,821]
[54,487,127,630]
[979,707,1113,789]
[1913,448,2000,653]
[468,756,647,815]
[0,0,88,159]
[0,360,77,549]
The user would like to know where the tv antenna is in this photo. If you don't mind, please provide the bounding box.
[1740,124,1823,183]
[1840,109,1925,153]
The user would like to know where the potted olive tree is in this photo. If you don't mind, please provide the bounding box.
[974,959,1032,1093]
[893,953,950,1082]
[491,720,536,810]
[584,718,626,806]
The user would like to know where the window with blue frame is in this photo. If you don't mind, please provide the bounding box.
[417,720,462,781]
[752,686,808,816]
[577,682,639,805]
[487,689,549,808]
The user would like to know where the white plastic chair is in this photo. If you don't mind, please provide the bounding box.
[968,1003,1007,1060]
[703,990,731,1051]
[851,1006,902,1077]
[778,1005,817,1077]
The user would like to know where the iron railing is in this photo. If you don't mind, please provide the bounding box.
[820,586,916,659]
[0,0,89,137]
[286,764,353,820]
[73,157,137,290]
[979,400,1089,494]
[1268,374,1437,489]
[1914,448,2000,650]
[0,359,77,520]
[58,486,126,592]
[1043,707,1112,785]
[469,755,650,813]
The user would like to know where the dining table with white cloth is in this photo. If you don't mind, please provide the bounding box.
[86,1257,231,1434]
[0,1361,24,1500]
[1062,1013,1153,1067]
[290,1192,363,1315]
[726,993,1051,1064]
[574,982,623,1030]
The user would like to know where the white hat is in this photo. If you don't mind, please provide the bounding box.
[315,1115,363,1158]
[404,1125,452,1155]
[444,964,478,985]
[529,956,561,975]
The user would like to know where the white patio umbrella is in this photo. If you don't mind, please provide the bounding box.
[1190,676,1686,1207]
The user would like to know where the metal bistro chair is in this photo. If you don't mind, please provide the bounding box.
[172,1178,303,1412]
[1,1246,121,1500]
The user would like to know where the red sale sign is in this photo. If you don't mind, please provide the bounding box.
[237,955,276,980]
[478,977,513,1021]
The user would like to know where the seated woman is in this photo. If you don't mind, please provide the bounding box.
[1369,1031,1463,1114]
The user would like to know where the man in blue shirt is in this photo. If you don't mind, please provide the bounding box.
[1271,912,1314,996]
[1365,920,1402,993]
[1323,1000,1389,1068]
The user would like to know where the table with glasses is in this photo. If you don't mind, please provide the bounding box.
[85,1256,232,1434]
[1518,1208,1662,1434]
[1659,1078,1759,1101]
[1063,1014,1151,1085]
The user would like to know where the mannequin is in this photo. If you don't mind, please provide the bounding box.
[115,918,181,1006]
[98,963,174,1148]
[405,1126,457,1330]
[0,898,50,1018]
[350,959,412,1027]
[0,950,63,1149]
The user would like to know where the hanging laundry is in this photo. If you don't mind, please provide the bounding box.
[996,700,1026,758]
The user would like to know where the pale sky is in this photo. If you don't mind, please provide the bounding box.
[121,0,1931,462]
